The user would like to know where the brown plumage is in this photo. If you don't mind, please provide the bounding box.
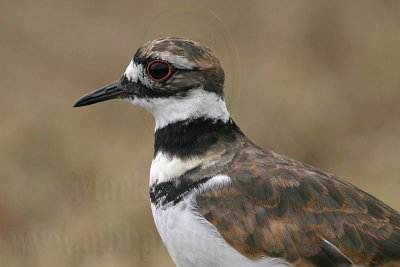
[196,132,400,266]
[74,37,400,267]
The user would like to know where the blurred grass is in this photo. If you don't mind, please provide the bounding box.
[1,0,400,266]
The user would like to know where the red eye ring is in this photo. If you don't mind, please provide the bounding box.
[146,60,173,81]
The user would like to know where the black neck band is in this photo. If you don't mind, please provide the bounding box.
[154,117,243,158]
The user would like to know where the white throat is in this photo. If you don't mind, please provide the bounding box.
[128,88,230,130]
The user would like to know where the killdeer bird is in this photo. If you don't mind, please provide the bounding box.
[74,37,400,267]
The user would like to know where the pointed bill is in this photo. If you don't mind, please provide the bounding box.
[73,80,123,107]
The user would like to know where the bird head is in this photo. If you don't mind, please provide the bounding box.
[74,37,230,129]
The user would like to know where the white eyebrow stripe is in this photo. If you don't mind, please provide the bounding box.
[159,52,197,69]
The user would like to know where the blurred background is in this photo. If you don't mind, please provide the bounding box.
[1,0,400,266]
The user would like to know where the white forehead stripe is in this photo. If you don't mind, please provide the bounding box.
[159,52,197,69]
[124,61,143,82]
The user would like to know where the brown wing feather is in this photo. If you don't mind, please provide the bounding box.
[196,142,400,266]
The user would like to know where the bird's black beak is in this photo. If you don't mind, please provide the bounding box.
[73,80,124,107]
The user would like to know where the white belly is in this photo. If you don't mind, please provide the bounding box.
[151,194,291,267]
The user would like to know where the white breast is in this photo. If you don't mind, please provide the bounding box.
[151,176,292,267]
[150,152,226,186]
[150,152,203,186]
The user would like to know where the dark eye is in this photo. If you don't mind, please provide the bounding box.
[146,60,173,81]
